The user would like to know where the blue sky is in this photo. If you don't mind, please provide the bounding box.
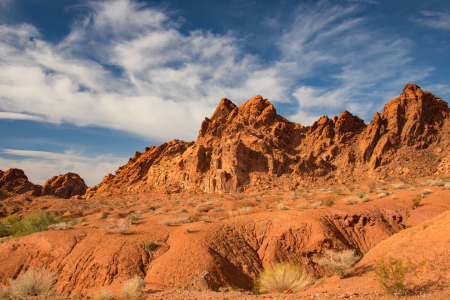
[0,0,449,186]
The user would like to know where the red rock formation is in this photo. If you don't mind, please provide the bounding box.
[42,172,88,199]
[0,169,87,200]
[85,84,450,198]
[0,168,41,199]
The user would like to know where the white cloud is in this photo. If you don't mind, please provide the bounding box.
[0,0,435,137]
[0,112,43,121]
[417,11,450,31]
[0,149,127,186]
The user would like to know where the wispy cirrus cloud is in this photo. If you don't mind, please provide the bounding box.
[0,149,127,186]
[0,0,436,137]
[417,11,450,31]
[0,112,43,121]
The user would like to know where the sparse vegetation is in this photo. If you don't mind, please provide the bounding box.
[313,249,361,278]
[0,223,12,238]
[323,198,334,207]
[421,189,432,196]
[426,179,445,187]
[121,275,146,300]
[254,262,314,294]
[377,192,388,199]
[297,203,307,209]
[310,201,322,209]
[100,219,131,234]
[158,217,193,226]
[0,268,55,299]
[127,212,141,224]
[277,203,292,210]
[145,241,157,251]
[194,270,209,291]
[210,206,225,212]
[344,196,358,205]
[412,195,422,209]
[374,256,427,295]
[91,289,113,300]
[48,222,73,230]
[239,206,251,215]
[391,183,408,189]
[444,183,450,190]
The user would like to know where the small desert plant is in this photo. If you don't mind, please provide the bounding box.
[277,203,292,210]
[228,210,238,217]
[127,212,141,224]
[391,183,407,189]
[377,192,388,199]
[121,275,146,300]
[145,241,157,251]
[313,249,361,278]
[374,256,426,295]
[101,220,131,234]
[323,198,334,207]
[0,223,12,238]
[297,203,307,209]
[254,262,314,294]
[210,206,225,212]
[91,289,113,300]
[361,194,370,202]
[344,196,358,205]
[194,270,209,291]
[310,201,322,209]
[426,179,445,187]
[355,191,367,198]
[412,195,422,209]
[0,268,55,298]
[198,215,211,222]
[48,222,73,230]
[421,189,432,196]
[239,206,251,215]
[444,183,450,190]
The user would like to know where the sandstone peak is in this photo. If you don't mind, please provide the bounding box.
[42,172,88,199]
[210,98,237,121]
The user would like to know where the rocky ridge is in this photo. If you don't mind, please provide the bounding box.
[0,169,87,200]
[85,84,450,198]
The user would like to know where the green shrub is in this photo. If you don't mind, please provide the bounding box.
[374,256,426,295]
[0,223,12,238]
[11,212,58,237]
[412,195,422,209]
[5,215,20,225]
[313,249,361,278]
[323,199,334,207]
[254,263,314,294]
[0,268,55,298]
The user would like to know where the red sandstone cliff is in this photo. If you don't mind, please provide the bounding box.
[85,84,450,198]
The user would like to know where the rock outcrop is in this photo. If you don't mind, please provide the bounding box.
[0,169,87,200]
[85,84,450,198]
[42,173,88,199]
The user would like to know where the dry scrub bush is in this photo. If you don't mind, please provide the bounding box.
[444,183,450,190]
[158,217,192,226]
[426,180,445,187]
[127,212,141,224]
[344,196,358,205]
[421,189,432,196]
[91,289,113,300]
[391,183,408,189]
[310,201,322,209]
[277,203,292,210]
[239,207,251,215]
[145,241,157,251]
[377,192,388,199]
[100,220,131,234]
[228,210,238,217]
[194,270,209,291]
[313,249,361,278]
[0,268,55,299]
[255,263,314,294]
[297,203,307,209]
[121,275,146,300]
[375,256,426,295]
[210,206,225,212]
[48,222,73,230]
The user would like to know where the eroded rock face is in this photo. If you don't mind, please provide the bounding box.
[86,84,450,197]
[0,169,41,199]
[42,173,88,199]
[0,169,87,200]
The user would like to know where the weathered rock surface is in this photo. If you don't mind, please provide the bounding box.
[0,169,87,200]
[42,172,87,199]
[86,84,450,198]
[0,169,41,199]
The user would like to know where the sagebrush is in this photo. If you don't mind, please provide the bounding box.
[313,249,361,278]
[0,268,55,299]
[374,256,426,295]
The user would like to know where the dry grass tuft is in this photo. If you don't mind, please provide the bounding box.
[121,275,146,300]
[377,192,388,199]
[277,203,292,210]
[313,249,361,278]
[239,206,251,215]
[0,268,55,298]
[91,289,113,300]
[255,263,314,294]
[344,196,358,205]
[48,222,73,230]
